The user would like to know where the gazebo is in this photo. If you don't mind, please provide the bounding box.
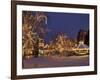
[73,41,89,55]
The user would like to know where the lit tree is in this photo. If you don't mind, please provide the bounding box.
[22,11,47,58]
[22,11,35,59]
[33,12,47,38]
[32,12,47,57]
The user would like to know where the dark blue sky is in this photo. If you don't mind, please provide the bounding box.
[44,12,89,43]
[23,11,89,43]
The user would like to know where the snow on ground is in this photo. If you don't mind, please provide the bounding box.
[23,55,89,69]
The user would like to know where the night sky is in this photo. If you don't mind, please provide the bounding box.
[44,12,89,43]
[23,11,89,43]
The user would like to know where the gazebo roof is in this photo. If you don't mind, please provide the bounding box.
[77,41,89,49]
